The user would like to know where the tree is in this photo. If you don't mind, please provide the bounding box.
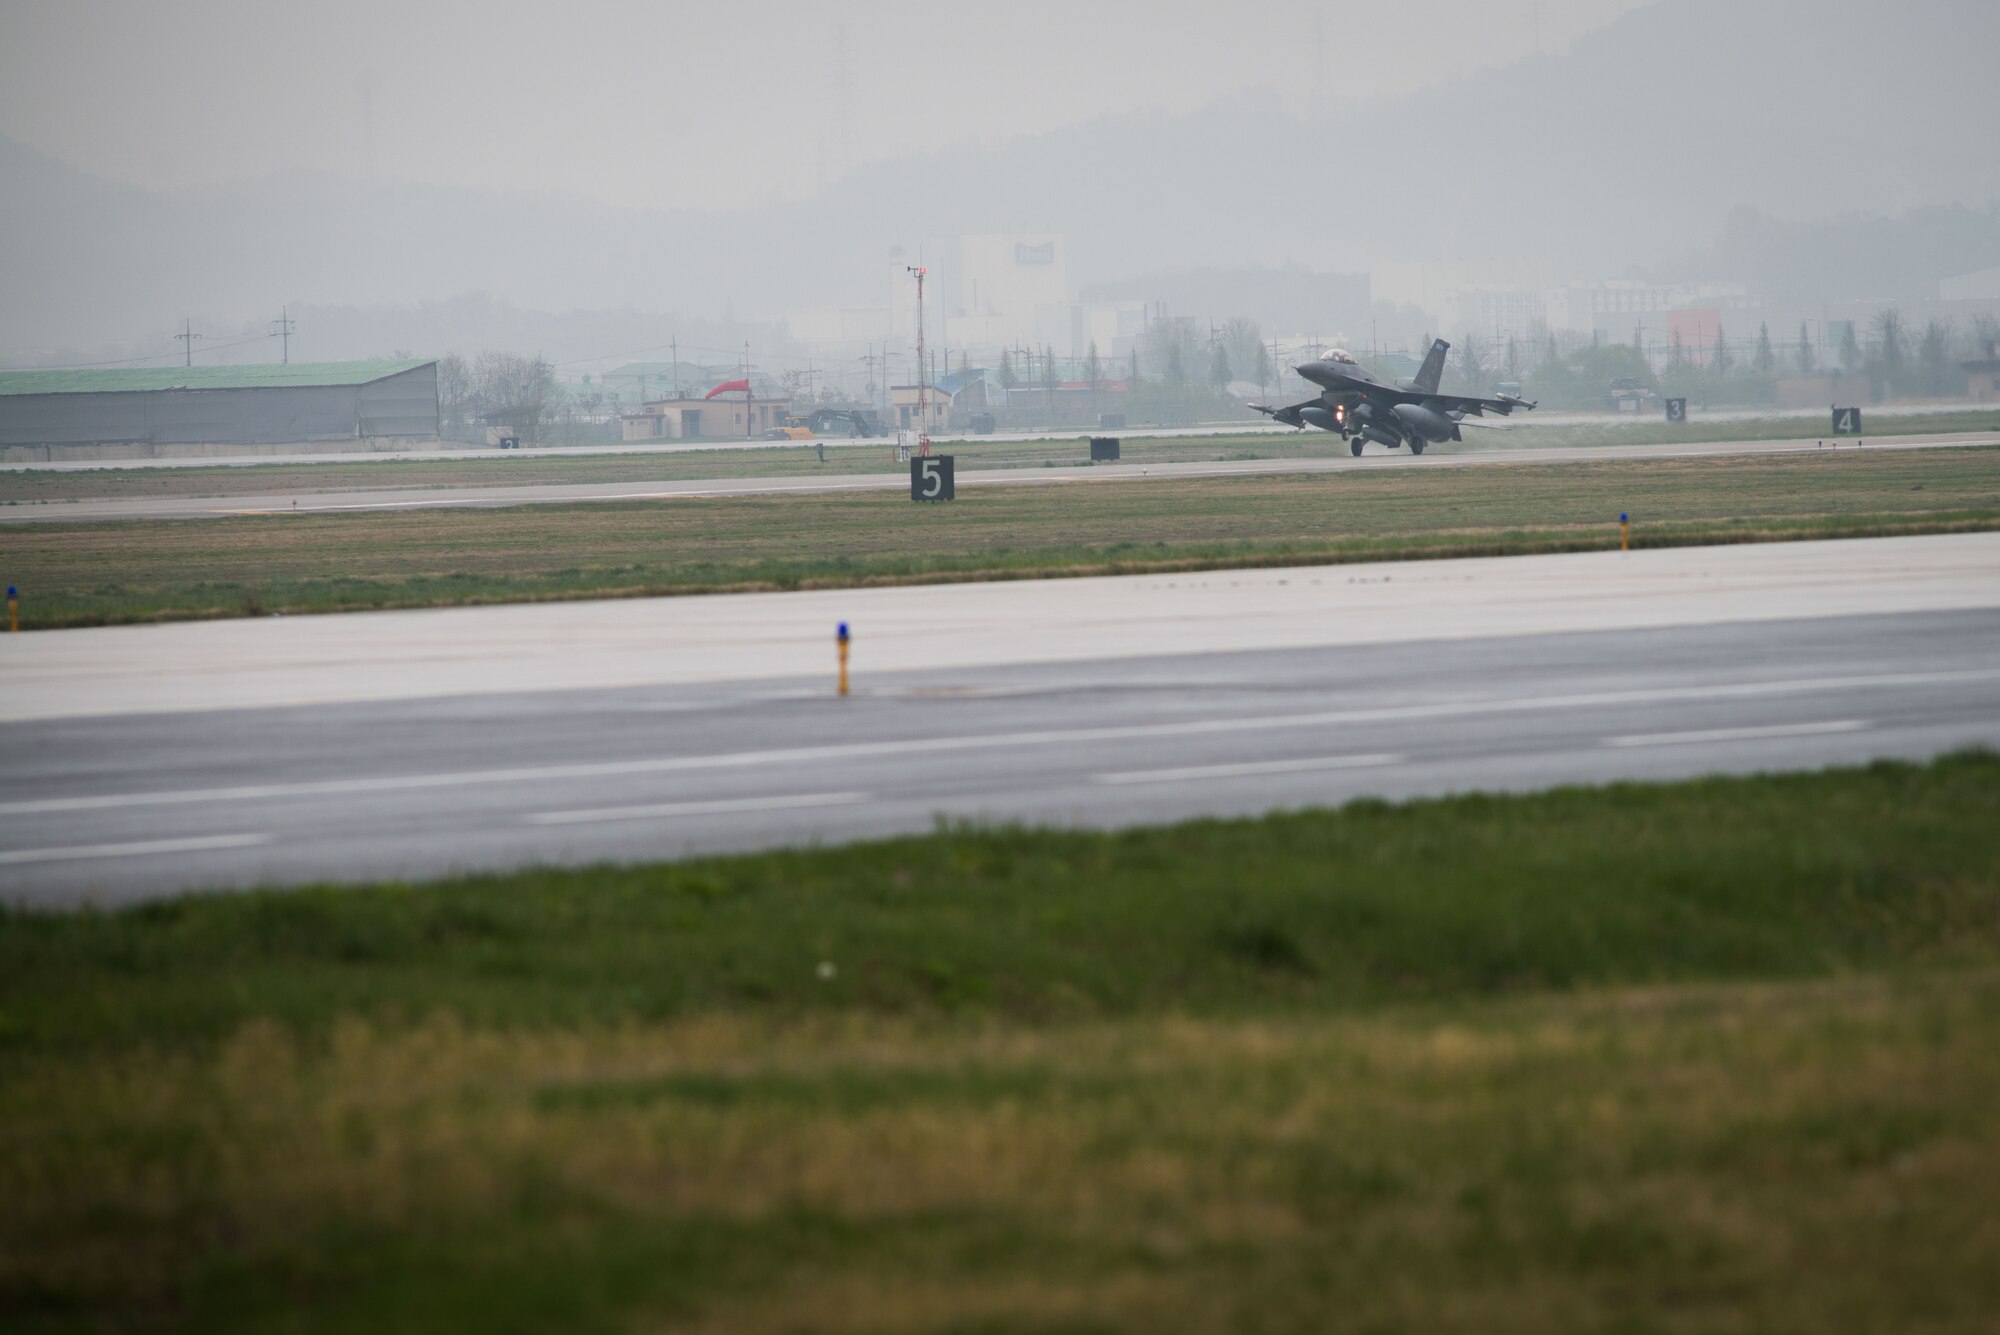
[1711,323,1734,377]
[1144,316,1199,384]
[1872,308,1906,386]
[470,351,553,444]
[1796,321,1816,375]
[998,349,1017,389]
[1452,333,1488,394]
[1129,349,1140,385]
[1504,335,1522,380]
[1209,341,1232,389]
[1221,317,1263,386]
[436,353,471,435]
[1838,321,1860,373]
[1041,344,1059,429]
[1252,340,1273,399]
[1083,340,1104,393]
[1918,319,1952,397]
[1752,322,1776,376]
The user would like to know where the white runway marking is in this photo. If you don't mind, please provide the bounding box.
[527,792,868,826]
[0,833,271,866]
[3,670,1989,818]
[1604,720,1869,748]
[1093,754,1401,785]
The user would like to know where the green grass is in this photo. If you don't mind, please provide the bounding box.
[3,406,1994,504]
[5,755,2000,1331]
[6,447,1999,628]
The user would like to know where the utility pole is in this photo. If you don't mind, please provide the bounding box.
[670,337,678,397]
[175,318,202,366]
[907,265,929,456]
[269,306,295,364]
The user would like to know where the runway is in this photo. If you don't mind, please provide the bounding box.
[6,400,1977,473]
[3,533,1997,907]
[4,431,1991,524]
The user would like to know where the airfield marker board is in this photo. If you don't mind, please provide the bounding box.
[1833,406,1862,435]
[911,455,955,502]
[1665,397,1688,423]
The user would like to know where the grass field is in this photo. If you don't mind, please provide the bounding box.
[5,753,1999,1332]
[4,447,1997,628]
[2,406,1995,505]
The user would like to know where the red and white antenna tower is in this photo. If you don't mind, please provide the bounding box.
[907,264,929,457]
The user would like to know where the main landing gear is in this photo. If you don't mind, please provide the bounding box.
[1348,435,1363,457]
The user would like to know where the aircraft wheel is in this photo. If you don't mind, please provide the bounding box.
[1349,437,1363,457]
[1410,439,1426,456]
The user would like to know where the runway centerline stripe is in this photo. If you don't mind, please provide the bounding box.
[526,791,869,826]
[0,833,271,866]
[2,668,1994,818]
[1603,720,1869,748]
[1093,754,1402,785]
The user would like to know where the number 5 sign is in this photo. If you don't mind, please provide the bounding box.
[911,454,955,502]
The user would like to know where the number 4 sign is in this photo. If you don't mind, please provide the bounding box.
[910,455,955,502]
[1832,406,1862,435]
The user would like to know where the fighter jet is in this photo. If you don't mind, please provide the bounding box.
[1249,338,1535,456]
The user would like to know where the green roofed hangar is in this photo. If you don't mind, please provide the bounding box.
[0,360,439,461]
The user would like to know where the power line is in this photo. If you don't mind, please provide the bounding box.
[3,329,307,373]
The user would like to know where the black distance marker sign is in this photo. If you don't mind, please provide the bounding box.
[1664,397,1687,423]
[1832,406,1862,435]
[911,454,955,502]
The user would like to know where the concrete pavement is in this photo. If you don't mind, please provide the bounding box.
[2,532,1998,906]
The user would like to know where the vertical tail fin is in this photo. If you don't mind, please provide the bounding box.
[1413,338,1449,394]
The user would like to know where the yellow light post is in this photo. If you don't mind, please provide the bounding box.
[6,585,16,633]
[836,622,851,697]
[1619,512,1630,553]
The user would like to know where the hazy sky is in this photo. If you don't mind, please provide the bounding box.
[0,0,1652,211]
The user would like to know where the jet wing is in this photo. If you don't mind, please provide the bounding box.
[1422,393,1536,417]
[1248,398,1323,426]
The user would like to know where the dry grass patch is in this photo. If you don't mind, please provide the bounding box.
[6,978,1999,1332]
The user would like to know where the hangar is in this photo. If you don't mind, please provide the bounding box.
[0,359,440,461]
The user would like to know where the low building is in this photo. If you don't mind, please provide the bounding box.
[622,393,791,441]
[0,360,438,461]
[888,384,949,433]
[1965,341,2000,403]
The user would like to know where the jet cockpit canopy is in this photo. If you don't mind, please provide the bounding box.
[1320,348,1359,364]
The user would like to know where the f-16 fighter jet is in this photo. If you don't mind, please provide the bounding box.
[1249,338,1535,456]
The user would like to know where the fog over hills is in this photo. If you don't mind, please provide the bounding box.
[2,0,1993,361]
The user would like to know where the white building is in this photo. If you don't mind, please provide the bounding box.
[946,233,1070,355]
[1543,281,1753,342]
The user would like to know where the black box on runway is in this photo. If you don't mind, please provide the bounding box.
[1089,436,1121,462]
